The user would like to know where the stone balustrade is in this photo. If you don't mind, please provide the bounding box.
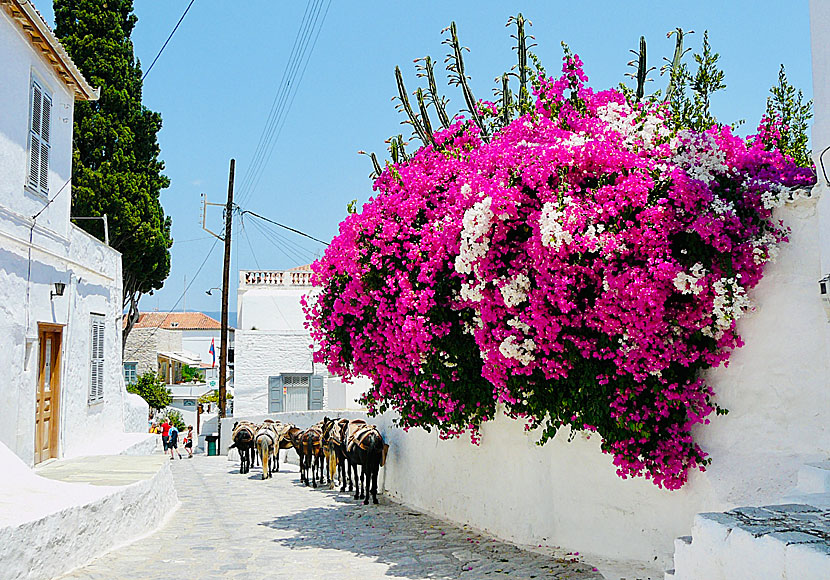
[239,269,313,287]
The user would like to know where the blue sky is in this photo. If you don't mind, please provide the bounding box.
[39,1,813,319]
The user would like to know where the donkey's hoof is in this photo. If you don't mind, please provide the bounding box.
[363,498,369,505]
[373,497,378,504]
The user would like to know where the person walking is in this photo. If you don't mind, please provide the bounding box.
[184,425,194,458]
[161,419,171,454]
[168,424,182,460]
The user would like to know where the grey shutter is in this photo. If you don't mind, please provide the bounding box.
[268,376,284,413]
[309,375,324,410]
[90,315,105,403]
[28,81,42,190]
[39,92,51,194]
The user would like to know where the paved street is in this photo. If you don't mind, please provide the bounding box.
[59,455,603,579]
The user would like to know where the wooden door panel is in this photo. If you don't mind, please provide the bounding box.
[35,326,61,464]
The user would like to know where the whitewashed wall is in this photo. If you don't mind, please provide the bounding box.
[0,8,147,466]
[233,329,315,416]
[237,285,308,331]
[0,9,74,237]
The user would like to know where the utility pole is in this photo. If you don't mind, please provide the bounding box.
[219,159,235,430]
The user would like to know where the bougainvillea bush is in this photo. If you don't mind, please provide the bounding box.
[304,53,812,490]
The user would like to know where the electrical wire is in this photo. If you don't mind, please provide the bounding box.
[236,0,318,200]
[142,0,197,82]
[248,217,312,266]
[241,209,329,246]
[244,0,332,200]
[239,215,294,329]
[236,0,332,207]
[251,219,318,262]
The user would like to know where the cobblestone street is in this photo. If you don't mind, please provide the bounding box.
[59,455,603,579]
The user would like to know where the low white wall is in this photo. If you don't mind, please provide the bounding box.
[0,443,177,580]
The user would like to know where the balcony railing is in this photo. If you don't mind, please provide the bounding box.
[240,269,314,287]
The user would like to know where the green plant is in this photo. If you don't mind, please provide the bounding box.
[181,364,202,383]
[159,408,185,431]
[127,371,171,410]
[198,389,233,404]
[759,65,813,168]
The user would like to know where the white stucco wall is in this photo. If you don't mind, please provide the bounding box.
[0,9,74,238]
[233,329,315,416]
[0,9,148,466]
[238,284,308,331]
[222,198,830,568]
[0,443,177,580]
[811,0,830,276]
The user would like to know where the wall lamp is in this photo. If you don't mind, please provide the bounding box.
[820,275,830,321]
[51,281,66,300]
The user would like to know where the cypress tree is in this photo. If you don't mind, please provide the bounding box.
[54,0,172,347]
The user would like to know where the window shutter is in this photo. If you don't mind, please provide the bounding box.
[268,376,284,413]
[39,92,51,194]
[28,82,42,190]
[309,375,324,410]
[28,80,51,195]
[89,315,106,403]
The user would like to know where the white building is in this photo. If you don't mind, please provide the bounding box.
[0,0,147,466]
[233,266,369,416]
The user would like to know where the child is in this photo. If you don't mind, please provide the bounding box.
[185,425,194,458]
[168,425,182,460]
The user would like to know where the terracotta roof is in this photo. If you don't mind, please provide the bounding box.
[132,312,225,331]
[288,264,313,271]
[0,0,99,100]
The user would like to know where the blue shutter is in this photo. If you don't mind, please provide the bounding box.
[268,376,284,413]
[309,375,324,410]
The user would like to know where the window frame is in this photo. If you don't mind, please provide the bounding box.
[123,361,137,386]
[89,313,106,405]
[26,75,52,198]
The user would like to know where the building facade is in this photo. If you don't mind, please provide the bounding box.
[0,0,147,466]
[122,311,232,386]
[234,266,369,417]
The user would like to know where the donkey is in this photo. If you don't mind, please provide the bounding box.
[354,426,386,505]
[255,421,279,480]
[341,419,367,500]
[322,417,350,491]
[286,426,307,485]
[301,423,325,488]
[271,421,297,474]
[229,421,257,475]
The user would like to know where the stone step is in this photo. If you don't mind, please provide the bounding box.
[667,506,830,579]
[797,462,830,494]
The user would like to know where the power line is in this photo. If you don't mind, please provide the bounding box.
[236,0,332,206]
[142,0,197,82]
[254,220,318,263]
[244,0,332,200]
[239,215,294,329]
[241,209,329,246]
[248,217,314,266]
[236,0,318,200]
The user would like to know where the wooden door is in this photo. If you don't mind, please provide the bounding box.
[35,324,62,464]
